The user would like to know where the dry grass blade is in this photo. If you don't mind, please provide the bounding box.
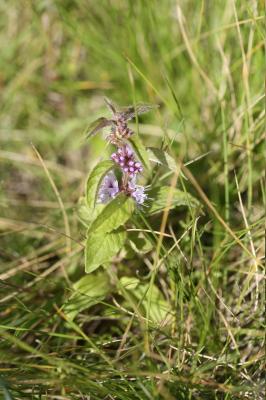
[181,164,263,267]
[31,144,72,256]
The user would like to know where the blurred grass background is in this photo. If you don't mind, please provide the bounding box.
[0,0,264,399]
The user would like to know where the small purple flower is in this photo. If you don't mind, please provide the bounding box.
[127,177,147,205]
[98,172,119,203]
[111,145,143,177]
[131,186,147,204]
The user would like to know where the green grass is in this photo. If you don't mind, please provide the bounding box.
[0,0,264,399]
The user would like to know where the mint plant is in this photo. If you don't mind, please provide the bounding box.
[80,98,199,273]
[67,98,198,321]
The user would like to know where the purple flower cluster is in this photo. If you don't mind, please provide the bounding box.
[98,144,147,205]
[111,145,143,178]
[98,173,147,205]
[97,100,150,206]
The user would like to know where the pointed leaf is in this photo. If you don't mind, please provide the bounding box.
[86,160,114,211]
[147,147,177,171]
[147,186,199,215]
[85,117,112,138]
[85,228,126,273]
[147,147,190,180]
[63,270,111,320]
[121,103,159,121]
[104,97,117,114]
[119,277,172,325]
[88,193,135,235]
[77,197,105,228]
[128,232,153,254]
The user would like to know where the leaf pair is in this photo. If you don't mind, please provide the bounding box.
[147,186,199,215]
[64,270,172,325]
[85,194,134,273]
[119,277,173,325]
[63,270,111,321]
[84,161,135,274]
[85,98,159,138]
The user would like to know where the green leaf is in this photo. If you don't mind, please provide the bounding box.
[119,277,172,325]
[63,270,111,320]
[86,160,114,211]
[128,232,153,254]
[147,186,199,215]
[147,147,187,179]
[77,197,105,228]
[147,147,177,171]
[85,117,112,138]
[88,193,135,235]
[128,134,151,169]
[85,228,126,273]
[120,276,140,290]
